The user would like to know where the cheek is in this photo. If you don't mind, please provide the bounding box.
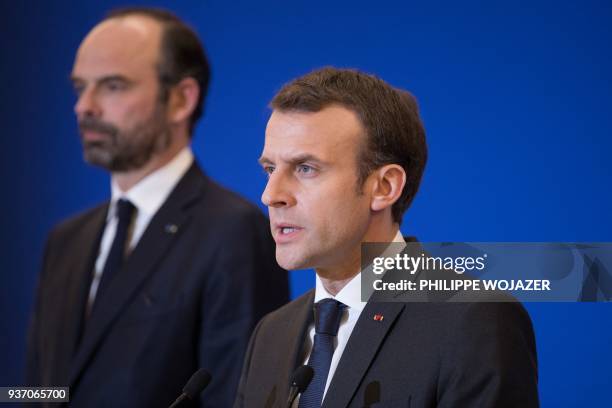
[101,102,134,127]
[305,182,369,236]
[105,95,158,127]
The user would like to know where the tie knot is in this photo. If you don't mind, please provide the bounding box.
[116,199,135,222]
[314,299,346,336]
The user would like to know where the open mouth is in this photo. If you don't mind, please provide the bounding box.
[274,224,303,242]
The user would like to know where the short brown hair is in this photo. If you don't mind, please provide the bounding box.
[106,7,210,136]
[270,67,427,223]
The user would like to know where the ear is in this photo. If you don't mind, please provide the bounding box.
[370,164,406,212]
[166,77,200,125]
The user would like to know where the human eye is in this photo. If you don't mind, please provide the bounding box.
[72,82,85,96]
[104,79,128,92]
[263,165,275,176]
[296,164,317,176]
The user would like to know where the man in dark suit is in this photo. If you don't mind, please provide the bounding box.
[26,8,289,407]
[234,67,539,407]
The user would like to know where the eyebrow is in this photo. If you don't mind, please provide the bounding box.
[258,153,326,167]
[69,74,133,86]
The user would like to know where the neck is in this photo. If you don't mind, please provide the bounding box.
[316,245,362,296]
[317,215,400,296]
[113,140,187,192]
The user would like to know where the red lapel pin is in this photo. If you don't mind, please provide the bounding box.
[373,314,384,322]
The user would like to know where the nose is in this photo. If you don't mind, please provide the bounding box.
[261,171,297,208]
[74,86,101,118]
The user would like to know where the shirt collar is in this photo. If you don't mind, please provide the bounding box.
[108,147,194,220]
[314,272,367,312]
[313,229,406,310]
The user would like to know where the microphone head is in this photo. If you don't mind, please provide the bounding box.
[291,365,314,393]
[183,368,212,399]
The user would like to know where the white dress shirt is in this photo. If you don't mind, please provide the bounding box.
[87,147,194,308]
[295,230,406,405]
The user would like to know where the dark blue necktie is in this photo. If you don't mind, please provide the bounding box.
[96,199,135,298]
[299,298,346,408]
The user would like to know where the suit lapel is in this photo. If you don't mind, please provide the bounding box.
[275,290,315,404]
[322,301,405,408]
[52,205,107,384]
[69,163,207,386]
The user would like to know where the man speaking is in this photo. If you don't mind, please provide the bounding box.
[26,8,288,407]
[234,67,539,407]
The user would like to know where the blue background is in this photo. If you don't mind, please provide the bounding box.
[1,1,611,406]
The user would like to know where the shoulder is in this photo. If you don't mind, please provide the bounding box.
[453,301,535,347]
[38,203,107,282]
[187,170,267,221]
[46,202,107,244]
[431,300,537,375]
[432,301,539,404]
[256,290,314,332]
[438,300,534,343]
[446,291,534,334]
[408,298,534,339]
[202,177,262,215]
[186,173,270,239]
[386,297,536,363]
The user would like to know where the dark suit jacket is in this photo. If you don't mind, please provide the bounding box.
[234,284,539,407]
[26,163,289,408]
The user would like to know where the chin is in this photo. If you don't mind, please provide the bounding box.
[275,249,311,271]
[83,153,113,170]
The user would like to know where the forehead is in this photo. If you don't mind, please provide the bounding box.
[263,105,365,162]
[72,15,162,78]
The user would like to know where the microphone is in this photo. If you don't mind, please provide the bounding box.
[168,368,212,408]
[286,365,314,407]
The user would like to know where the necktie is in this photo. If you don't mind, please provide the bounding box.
[96,199,135,298]
[298,298,346,408]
